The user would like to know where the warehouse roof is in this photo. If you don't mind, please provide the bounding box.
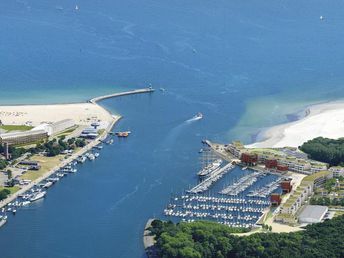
[298,205,328,222]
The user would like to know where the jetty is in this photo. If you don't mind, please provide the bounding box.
[188,162,235,193]
[89,87,154,104]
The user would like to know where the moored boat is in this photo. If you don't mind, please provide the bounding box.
[29,191,46,202]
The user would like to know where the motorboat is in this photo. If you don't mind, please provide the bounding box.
[29,191,46,202]
[193,112,203,120]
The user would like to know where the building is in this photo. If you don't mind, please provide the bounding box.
[32,119,75,136]
[0,130,48,146]
[240,153,258,165]
[270,193,282,206]
[48,119,75,136]
[280,178,293,193]
[265,159,278,169]
[298,205,328,224]
[276,171,331,224]
[80,128,98,139]
[329,166,344,178]
[245,147,328,175]
[226,141,244,158]
[277,164,288,172]
[310,162,328,173]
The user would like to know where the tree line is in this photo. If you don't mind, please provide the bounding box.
[150,216,344,258]
[300,137,344,166]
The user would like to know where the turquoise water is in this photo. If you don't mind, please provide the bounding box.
[1,0,344,257]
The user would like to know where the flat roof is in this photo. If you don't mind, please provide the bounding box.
[303,171,330,182]
[298,205,328,221]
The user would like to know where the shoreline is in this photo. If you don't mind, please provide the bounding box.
[247,100,344,148]
[0,88,153,210]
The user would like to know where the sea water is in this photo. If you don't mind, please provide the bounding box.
[1,0,344,257]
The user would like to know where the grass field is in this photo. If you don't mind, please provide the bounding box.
[55,125,79,138]
[20,155,64,181]
[0,186,21,194]
[0,125,33,132]
[97,129,106,136]
[334,211,344,217]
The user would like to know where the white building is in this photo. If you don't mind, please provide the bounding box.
[329,166,344,178]
[31,119,75,136]
[48,119,75,136]
[0,130,48,145]
[298,205,328,224]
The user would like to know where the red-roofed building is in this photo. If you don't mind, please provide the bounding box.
[270,193,282,206]
[281,179,292,193]
[240,153,258,165]
[277,164,288,172]
[265,159,278,169]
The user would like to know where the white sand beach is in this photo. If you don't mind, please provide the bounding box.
[0,103,117,130]
[248,101,344,148]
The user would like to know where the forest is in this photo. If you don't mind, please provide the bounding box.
[300,137,344,166]
[150,216,344,258]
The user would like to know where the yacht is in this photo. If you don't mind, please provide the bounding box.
[29,191,46,202]
[77,156,87,163]
[94,152,100,158]
[0,216,7,228]
[115,131,131,137]
[43,181,53,189]
[193,112,203,120]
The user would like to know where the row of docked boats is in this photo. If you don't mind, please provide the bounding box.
[197,159,222,177]
[219,172,263,196]
[176,195,270,206]
[164,192,271,229]
[189,163,235,193]
[0,145,104,228]
[247,177,284,198]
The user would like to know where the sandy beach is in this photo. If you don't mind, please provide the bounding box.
[0,103,116,130]
[247,101,344,148]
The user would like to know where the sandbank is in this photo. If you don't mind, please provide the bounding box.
[247,101,344,148]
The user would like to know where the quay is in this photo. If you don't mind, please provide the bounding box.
[89,87,154,104]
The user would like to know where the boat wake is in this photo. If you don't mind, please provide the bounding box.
[109,185,140,211]
[162,113,203,149]
[185,112,203,123]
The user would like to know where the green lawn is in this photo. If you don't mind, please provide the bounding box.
[97,129,106,136]
[0,186,21,194]
[0,125,33,132]
[55,125,79,138]
[20,155,63,181]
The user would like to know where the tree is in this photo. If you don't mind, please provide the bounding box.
[7,169,12,180]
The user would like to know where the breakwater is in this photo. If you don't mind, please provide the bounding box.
[89,88,154,104]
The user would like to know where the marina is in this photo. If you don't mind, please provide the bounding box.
[164,194,270,228]
[164,146,283,228]
[0,148,104,227]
